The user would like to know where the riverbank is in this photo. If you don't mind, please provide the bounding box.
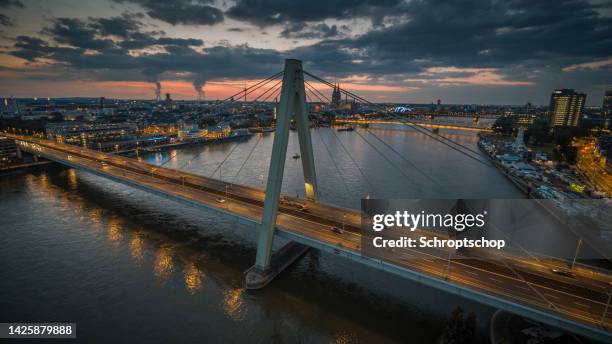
[478,133,612,263]
[118,132,253,156]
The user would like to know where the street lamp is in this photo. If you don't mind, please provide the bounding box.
[570,238,582,270]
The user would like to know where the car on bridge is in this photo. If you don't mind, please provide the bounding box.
[551,268,576,278]
[331,226,344,234]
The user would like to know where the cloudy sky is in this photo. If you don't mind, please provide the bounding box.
[0,0,611,105]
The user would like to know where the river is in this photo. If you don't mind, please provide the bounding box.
[2,125,557,343]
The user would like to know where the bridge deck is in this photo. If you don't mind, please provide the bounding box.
[12,135,611,341]
[334,118,493,131]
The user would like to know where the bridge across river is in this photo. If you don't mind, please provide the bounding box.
[10,133,611,342]
[334,118,493,132]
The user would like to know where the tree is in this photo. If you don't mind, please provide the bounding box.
[551,126,580,164]
[199,117,217,127]
[492,116,515,135]
[525,119,550,146]
[440,306,478,344]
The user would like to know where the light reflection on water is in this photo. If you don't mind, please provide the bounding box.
[129,231,144,265]
[153,246,175,282]
[223,288,245,320]
[1,124,530,343]
[107,217,123,246]
[184,262,204,294]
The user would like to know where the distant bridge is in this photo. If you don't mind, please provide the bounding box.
[334,118,493,132]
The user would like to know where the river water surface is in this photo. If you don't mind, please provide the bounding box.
[2,125,579,343]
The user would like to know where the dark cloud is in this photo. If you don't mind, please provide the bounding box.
[42,18,117,50]
[0,0,24,8]
[156,37,203,47]
[119,31,158,50]
[90,13,144,38]
[0,0,24,27]
[0,14,13,26]
[8,17,282,85]
[293,0,612,82]
[3,0,611,104]
[37,15,204,53]
[113,0,223,26]
[10,35,81,62]
[351,0,611,67]
[280,23,340,39]
[226,0,404,27]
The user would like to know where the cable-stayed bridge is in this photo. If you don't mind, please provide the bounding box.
[6,59,611,342]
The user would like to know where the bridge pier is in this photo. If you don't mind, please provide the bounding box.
[245,241,310,289]
[246,59,318,289]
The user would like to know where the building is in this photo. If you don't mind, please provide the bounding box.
[549,89,586,127]
[603,90,612,118]
[45,122,138,152]
[0,136,20,166]
[331,83,341,105]
[597,135,612,170]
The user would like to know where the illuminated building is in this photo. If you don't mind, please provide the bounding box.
[0,136,20,166]
[549,89,585,127]
[45,122,138,152]
[603,90,612,118]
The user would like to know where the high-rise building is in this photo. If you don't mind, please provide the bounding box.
[549,89,586,127]
[603,90,612,118]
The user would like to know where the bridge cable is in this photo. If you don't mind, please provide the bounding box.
[322,78,490,167]
[208,141,241,180]
[304,87,320,104]
[260,84,282,103]
[251,79,283,103]
[352,128,421,182]
[233,134,262,180]
[219,71,283,103]
[303,88,313,103]
[315,129,352,200]
[305,83,327,104]
[162,74,282,172]
[303,70,492,168]
[304,80,331,103]
[262,85,282,103]
[330,128,375,195]
[239,73,284,102]
[303,71,487,157]
[366,130,440,187]
[387,112,487,160]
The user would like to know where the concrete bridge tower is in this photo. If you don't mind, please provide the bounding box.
[245,59,319,289]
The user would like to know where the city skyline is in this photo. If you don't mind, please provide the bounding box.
[0,0,611,105]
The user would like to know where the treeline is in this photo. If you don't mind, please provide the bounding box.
[0,112,64,134]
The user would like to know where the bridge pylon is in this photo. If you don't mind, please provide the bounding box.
[245,59,318,289]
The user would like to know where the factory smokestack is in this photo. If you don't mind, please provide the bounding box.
[193,79,205,103]
[154,81,161,102]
